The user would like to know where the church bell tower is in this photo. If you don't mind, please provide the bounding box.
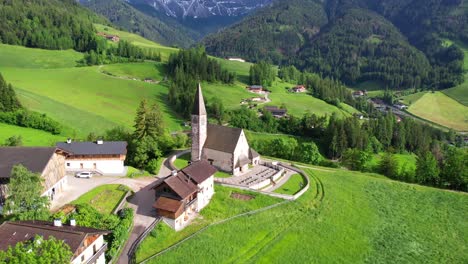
[191,83,207,162]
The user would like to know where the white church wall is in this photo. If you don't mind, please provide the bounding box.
[232,131,251,173]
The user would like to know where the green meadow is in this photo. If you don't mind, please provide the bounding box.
[93,24,178,61]
[442,40,468,106]
[136,186,283,262]
[1,66,183,135]
[407,92,468,131]
[141,168,468,263]
[100,62,166,81]
[0,44,82,69]
[0,123,65,146]
[71,184,129,214]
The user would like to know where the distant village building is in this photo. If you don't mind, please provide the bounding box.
[264,106,288,118]
[291,85,306,93]
[352,90,367,98]
[192,84,260,176]
[152,160,217,230]
[0,220,109,264]
[394,103,408,110]
[227,57,246,62]
[369,98,387,110]
[97,32,120,42]
[56,140,127,176]
[105,35,120,42]
[246,85,264,94]
[0,147,68,206]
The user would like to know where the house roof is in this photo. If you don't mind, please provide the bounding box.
[192,83,207,116]
[204,124,242,153]
[153,197,183,213]
[164,174,198,199]
[180,160,217,184]
[56,141,127,155]
[0,147,58,179]
[0,221,109,255]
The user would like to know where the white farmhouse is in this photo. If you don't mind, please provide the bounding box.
[0,147,68,206]
[0,220,109,264]
[56,140,127,176]
[152,160,217,231]
[191,84,260,176]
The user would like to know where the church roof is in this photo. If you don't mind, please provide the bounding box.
[204,124,242,153]
[181,160,217,184]
[192,83,207,115]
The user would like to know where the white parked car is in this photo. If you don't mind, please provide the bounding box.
[75,171,93,178]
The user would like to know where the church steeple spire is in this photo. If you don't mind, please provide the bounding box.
[192,83,207,116]
[191,83,207,162]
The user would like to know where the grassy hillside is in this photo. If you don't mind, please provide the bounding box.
[407,92,468,131]
[94,24,178,61]
[140,168,468,263]
[1,66,183,135]
[442,40,468,106]
[0,123,65,146]
[0,44,82,69]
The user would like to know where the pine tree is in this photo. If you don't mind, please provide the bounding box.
[133,99,149,140]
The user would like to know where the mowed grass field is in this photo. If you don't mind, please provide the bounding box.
[0,123,65,146]
[142,168,468,263]
[407,92,468,131]
[100,62,166,81]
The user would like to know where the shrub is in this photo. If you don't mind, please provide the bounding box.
[0,110,62,134]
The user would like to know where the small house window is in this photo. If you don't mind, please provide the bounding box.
[208,159,214,165]
[81,255,85,262]
[66,163,70,167]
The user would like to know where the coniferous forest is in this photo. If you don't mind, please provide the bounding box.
[203,0,467,90]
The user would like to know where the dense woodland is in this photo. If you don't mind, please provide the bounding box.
[167,47,236,118]
[203,0,467,90]
[79,39,162,66]
[0,0,107,52]
[226,106,467,191]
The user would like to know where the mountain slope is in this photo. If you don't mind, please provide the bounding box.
[202,0,328,62]
[80,0,197,47]
[0,0,108,51]
[202,0,466,90]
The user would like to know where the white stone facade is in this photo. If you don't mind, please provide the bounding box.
[65,159,125,175]
[71,235,106,264]
[196,176,214,210]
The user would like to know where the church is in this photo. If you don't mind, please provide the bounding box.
[191,84,260,176]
